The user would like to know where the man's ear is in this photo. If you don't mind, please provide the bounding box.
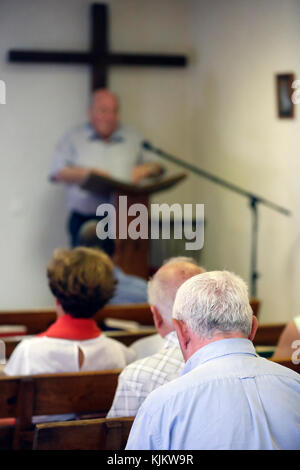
[173,318,190,355]
[249,315,258,342]
[151,306,163,331]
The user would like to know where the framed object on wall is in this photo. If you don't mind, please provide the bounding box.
[276,73,294,118]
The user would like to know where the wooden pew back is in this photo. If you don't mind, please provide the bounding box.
[104,329,156,347]
[250,298,260,318]
[0,369,121,450]
[0,310,56,335]
[270,358,300,374]
[31,360,300,451]
[95,303,153,325]
[0,300,260,336]
[0,376,20,419]
[253,323,286,346]
[0,298,259,360]
[0,303,154,335]
[33,417,134,451]
[30,370,120,415]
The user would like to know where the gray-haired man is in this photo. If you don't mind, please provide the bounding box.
[107,257,205,418]
[126,271,300,450]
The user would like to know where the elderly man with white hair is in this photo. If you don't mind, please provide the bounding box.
[126,271,300,450]
[107,257,205,418]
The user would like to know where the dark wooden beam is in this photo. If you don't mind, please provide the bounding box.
[8,50,91,64]
[7,3,188,93]
[90,3,108,89]
[107,53,187,67]
[8,50,187,67]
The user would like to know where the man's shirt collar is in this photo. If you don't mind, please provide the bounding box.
[182,337,258,375]
[87,122,124,143]
[163,330,180,349]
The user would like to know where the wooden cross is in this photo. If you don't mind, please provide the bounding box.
[8,3,188,90]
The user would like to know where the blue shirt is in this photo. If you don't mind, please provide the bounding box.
[109,267,148,305]
[49,123,157,215]
[126,338,300,450]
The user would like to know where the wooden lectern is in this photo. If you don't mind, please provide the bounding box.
[81,172,186,278]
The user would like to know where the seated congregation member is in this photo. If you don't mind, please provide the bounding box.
[126,271,300,450]
[130,257,205,359]
[5,247,136,376]
[78,220,148,305]
[272,315,300,361]
[107,257,205,418]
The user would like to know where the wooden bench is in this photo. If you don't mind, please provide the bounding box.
[31,360,300,452]
[249,298,260,318]
[0,369,121,450]
[32,416,134,450]
[105,328,156,346]
[0,309,56,335]
[253,323,286,346]
[2,328,157,360]
[0,300,260,334]
[0,303,154,335]
[0,299,259,360]
[96,303,153,325]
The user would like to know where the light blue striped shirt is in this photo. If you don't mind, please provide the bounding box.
[49,123,156,215]
[126,338,300,450]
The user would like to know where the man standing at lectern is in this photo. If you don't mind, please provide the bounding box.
[49,89,163,246]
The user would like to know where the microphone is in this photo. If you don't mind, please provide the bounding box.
[141,141,154,152]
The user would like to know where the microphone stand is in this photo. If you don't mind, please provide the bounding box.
[143,141,292,297]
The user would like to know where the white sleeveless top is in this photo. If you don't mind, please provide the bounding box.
[4,334,136,376]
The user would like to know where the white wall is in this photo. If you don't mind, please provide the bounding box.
[0,0,192,308]
[1,0,299,324]
[188,0,300,323]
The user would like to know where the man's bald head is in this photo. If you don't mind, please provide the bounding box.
[89,89,119,140]
[148,258,206,333]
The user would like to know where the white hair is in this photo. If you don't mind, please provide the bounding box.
[173,271,253,339]
[163,256,199,266]
[148,257,205,328]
